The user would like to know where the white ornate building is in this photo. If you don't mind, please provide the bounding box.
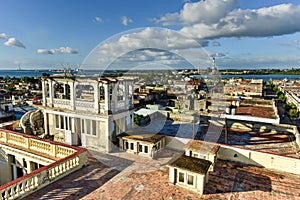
[41,74,134,152]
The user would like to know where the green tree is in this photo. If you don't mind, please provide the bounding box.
[278,94,286,103]
[289,108,298,118]
[5,85,15,93]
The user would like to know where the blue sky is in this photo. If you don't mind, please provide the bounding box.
[1,0,300,70]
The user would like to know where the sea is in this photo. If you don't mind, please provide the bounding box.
[0,70,57,78]
[0,70,300,81]
[221,74,300,81]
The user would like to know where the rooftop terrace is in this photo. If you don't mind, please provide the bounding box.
[219,128,299,158]
[236,105,277,119]
[27,149,300,199]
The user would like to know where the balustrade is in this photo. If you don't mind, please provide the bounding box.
[0,130,76,159]
[0,154,85,200]
[0,129,87,200]
[75,101,95,112]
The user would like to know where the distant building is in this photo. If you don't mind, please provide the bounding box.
[224,79,263,97]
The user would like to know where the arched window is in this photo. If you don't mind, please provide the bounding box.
[54,82,64,99]
[100,86,105,101]
[64,84,71,100]
[75,84,94,101]
[117,82,124,101]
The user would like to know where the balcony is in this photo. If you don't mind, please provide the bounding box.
[0,129,87,199]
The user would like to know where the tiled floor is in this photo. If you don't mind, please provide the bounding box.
[27,148,300,200]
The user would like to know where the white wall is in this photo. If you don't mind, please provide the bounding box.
[218,145,300,175]
[165,136,300,175]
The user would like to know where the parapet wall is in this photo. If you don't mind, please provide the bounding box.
[218,144,300,175]
[165,136,300,175]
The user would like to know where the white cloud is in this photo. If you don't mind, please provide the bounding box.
[4,37,26,48]
[37,49,53,54]
[37,47,78,54]
[0,33,8,39]
[294,40,300,45]
[212,41,221,46]
[151,13,180,26]
[94,17,103,23]
[121,16,133,26]
[82,28,211,70]
[153,1,300,39]
[209,52,226,57]
[180,0,238,25]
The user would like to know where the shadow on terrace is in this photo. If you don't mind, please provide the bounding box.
[25,151,134,200]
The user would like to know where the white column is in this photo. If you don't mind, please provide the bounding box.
[94,82,100,114]
[104,84,109,112]
[26,160,32,174]
[124,82,128,108]
[43,112,49,135]
[70,81,75,110]
[49,79,54,107]
[42,79,46,106]
[112,83,118,112]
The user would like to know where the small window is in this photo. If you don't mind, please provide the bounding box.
[86,120,91,135]
[65,116,68,130]
[69,117,72,131]
[130,143,134,150]
[192,153,199,158]
[178,172,184,183]
[144,146,148,153]
[157,142,161,150]
[139,144,143,152]
[81,119,85,134]
[92,120,97,136]
[9,155,16,164]
[125,141,129,149]
[23,158,27,168]
[187,174,194,185]
[55,115,60,129]
[60,115,64,129]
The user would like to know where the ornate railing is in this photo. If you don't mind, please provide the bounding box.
[52,99,71,109]
[0,130,76,158]
[0,129,87,200]
[75,101,95,112]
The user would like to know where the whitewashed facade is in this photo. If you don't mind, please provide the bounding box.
[41,75,134,152]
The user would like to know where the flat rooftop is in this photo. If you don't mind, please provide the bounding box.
[27,149,300,199]
[123,117,298,158]
[219,128,299,158]
[236,105,277,119]
[185,140,220,154]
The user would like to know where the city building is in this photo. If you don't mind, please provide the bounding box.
[41,74,134,152]
[224,79,263,97]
